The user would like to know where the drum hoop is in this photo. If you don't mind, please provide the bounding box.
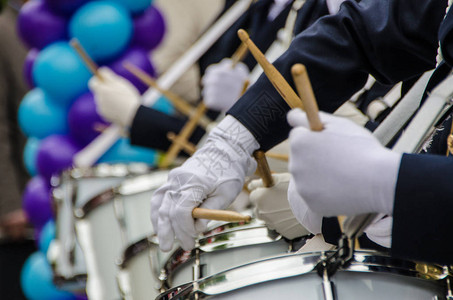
[74,170,169,218]
[162,226,286,278]
[158,251,448,299]
[118,236,158,269]
[67,163,152,180]
[52,273,87,289]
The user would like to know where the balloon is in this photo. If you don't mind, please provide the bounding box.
[23,137,42,176]
[21,252,76,300]
[32,42,91,106]
[36,134,81,180]
[23,48,39,88]
[98,138,157,165]
[44,0,90,15]
[68,92,109,146]
[22,176,53,229]
[38,220,55,255]
[69,1,133,62]
[131,5,165,51]
[109,0,152,15]
[18,88,69,139]
[151,96,174,115]
[18,1,67,49]
[108,47,156,94]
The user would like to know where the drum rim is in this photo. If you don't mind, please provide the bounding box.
[118,236,158,269]
[162,225,286,277]
[157,251,449,299]
[74,170,169,218]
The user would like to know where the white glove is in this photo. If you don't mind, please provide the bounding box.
[151,116,259,251]
[287,178,323,235]
[202,58,250,112]
[248,173,310,239]
[288,108,401,217]
[326,0,347,14]
[88,67,141,127]
[364,215,392,248]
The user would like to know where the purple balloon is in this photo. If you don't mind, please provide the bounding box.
[131,5,166,51]
[23,176,53,229]
[68,93,109,146]
[36,135,81,180]
[18,1,68,49]
[44,0,90,15]
[23,48,39,88]
[108,47,156,94]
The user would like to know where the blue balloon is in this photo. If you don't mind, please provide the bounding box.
[98,138,157,165]
[23,137,42,176]
[109,0,152,14]
[18,88,69,139]
[69,1,133,62]
[38,220,55,255]
[21,252,76,300]
[151,96,175,115]
[33,42,91,106]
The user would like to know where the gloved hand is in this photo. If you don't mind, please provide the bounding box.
[287,178,323,235]
[202,58,250,112]
[151,115,259,251]
[364,214,392,248]
[248,173,311,239]
[88,67,141,128]
[288,108,401,217]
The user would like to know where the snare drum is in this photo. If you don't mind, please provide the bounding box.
[158,251,450,299]
[163,219,294,289]
[49,163,151,292]
[117,236,173,300]
[74,169,169,300]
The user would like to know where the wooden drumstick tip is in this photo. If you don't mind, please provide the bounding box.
[291,64,307,76]
[237,29,250,42]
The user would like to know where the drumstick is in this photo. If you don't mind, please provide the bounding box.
[291,64,323,131]
[231,42,249,68]
[123,62,212,129]
[253,150,274,187]
[70,38,104,81]
[192,207,251,222]
[265,152,289,162]
[237,29,303,110]
[167,132,196,155]
[159,102,207,168]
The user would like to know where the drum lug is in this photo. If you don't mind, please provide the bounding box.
[192,248,204,281]
[446,274,453,300]
[316,252,338,300]
[321,266,337,300]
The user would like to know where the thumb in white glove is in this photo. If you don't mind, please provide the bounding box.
[202,58,250,112]
[248,173,310,239]
[364,214,393,248]
[288,108,401,217]
[88,67,141,128]
[287,178,323,235]
[151,116,259,251]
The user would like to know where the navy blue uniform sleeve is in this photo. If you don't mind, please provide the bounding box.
[391,153,453,265]
[228,0,446,151]
[129,106,206,152]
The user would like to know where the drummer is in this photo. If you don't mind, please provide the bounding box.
[88,0,362,153]
[89,0,303,151]
[150,0,450,264]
